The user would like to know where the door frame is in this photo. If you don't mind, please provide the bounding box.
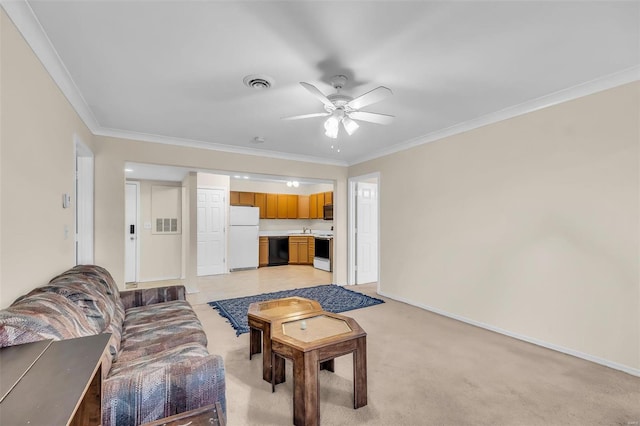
[348,172,380,289]
[74,136,94,265]
[125,181,140,283]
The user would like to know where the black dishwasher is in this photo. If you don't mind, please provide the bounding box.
[268,236,289,266]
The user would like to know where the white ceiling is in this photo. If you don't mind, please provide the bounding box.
[6,1,640,166]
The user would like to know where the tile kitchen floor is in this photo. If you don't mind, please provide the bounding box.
[132,265,334,305]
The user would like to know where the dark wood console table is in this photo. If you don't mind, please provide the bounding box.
[0,333,110,426]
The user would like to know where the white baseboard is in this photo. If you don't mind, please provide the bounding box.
[378,290,640,378]
[137,276,182,283]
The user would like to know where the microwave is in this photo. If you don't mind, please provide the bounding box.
[323,204,333,220]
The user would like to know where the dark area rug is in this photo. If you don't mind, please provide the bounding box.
[208,284,384,336]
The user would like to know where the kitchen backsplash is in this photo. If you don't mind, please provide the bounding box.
[259,219,333,231]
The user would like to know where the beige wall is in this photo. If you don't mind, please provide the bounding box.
[350,82,640,372]
[93,136,349,289]
[0,10,94,307]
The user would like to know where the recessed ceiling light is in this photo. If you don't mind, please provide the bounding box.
[243,176,250,179]
[243,74,274,90]
[125,168,133,172]
[233,175,242,179]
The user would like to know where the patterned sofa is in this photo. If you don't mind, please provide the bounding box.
[0,265,226,426]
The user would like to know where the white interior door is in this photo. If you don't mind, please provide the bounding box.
[197,188,226,276]
[356,181,379,284]
[125,182,139,283]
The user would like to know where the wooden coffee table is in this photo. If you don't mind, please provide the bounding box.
[248,296,323,383]
[270,311,367,426]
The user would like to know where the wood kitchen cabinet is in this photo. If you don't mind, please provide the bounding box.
[309,194,318,219]
[287,194,298,218]
[229,191,239,206]
[277,194,288,219]
[266,194,277,218]
[240,191,254,206]
[324,191,333,205]
[288,236,310,265]
[298,195,310,219]
[230,191,255,206]
[316,192,325,218]
[254,193,267,219]
[308,236,315,263]
[259,237,268,267]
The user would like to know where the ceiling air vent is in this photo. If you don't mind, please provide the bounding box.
[243,74,274,90]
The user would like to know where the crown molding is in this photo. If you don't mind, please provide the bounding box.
[349,66,640,166]
[95,127,349,167]
[2,0,348,167]
[2,0,101,130]
[4,1,637,169]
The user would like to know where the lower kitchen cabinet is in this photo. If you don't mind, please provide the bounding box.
[259,237,268,267]
[288,236,314,265]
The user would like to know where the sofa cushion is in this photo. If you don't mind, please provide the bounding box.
[0,291,101,347]
[117,300,208,362]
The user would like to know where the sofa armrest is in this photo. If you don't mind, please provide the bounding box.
[102,354,226,426]
[119,285,186,310]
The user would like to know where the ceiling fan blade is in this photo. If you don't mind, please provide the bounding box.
[281,112,331,121]
[349,111,395,125]
[347,86,392,110]
[300,82,335,109]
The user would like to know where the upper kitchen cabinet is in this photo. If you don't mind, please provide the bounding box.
[287,195,298,219]
[298,195,310,219]
[254,193,267,219]
[231,189,332,220]
[309,194,318,219]
[276,194,298,219]
[266,194,277,219]
[230,191,255,206]
[277,194,288,219]
[324,191,333,205]
[229,191,239,205]
[316,192,325,218]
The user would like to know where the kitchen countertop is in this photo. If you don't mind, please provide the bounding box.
[259,230,333,238]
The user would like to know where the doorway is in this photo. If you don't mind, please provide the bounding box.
[348,173,380,285]
[197,188,226,276]
[125,182,139,283]
[75,138,94,265]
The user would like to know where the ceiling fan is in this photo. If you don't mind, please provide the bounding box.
[282,75,394,139]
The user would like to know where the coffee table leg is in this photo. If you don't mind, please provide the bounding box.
[293,350,320,426]
[250,327,261,360]
[263,323,272,382]
[353,336,367,409]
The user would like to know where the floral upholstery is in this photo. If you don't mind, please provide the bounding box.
[0,265,226,426]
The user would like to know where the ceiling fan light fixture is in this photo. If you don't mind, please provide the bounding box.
[342,116,359,135]
[325,126,339,139]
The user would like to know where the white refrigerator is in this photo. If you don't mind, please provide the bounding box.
[229,206,260,271]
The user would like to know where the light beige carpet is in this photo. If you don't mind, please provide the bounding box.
[192,284,640,425]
